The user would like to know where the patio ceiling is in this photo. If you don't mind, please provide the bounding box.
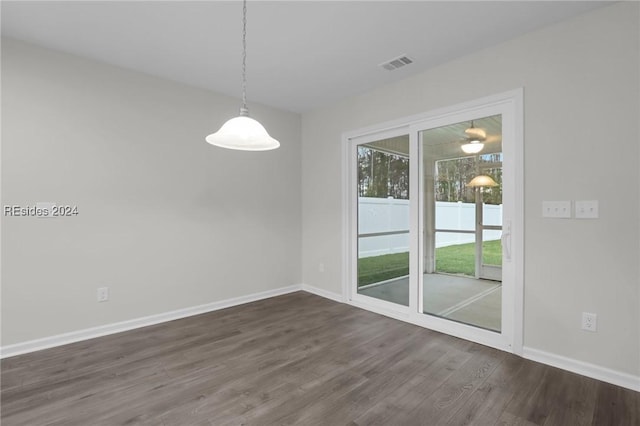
[363,115,502,161]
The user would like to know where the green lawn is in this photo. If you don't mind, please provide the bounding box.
[358,252,410,286]
[358,240,501,286]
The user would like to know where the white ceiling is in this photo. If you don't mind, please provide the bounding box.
[1,1,612,113]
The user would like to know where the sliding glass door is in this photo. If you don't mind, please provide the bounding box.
[346,90,523,353]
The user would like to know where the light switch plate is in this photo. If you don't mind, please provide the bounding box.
[542,201,571,218]
[575,200,598,219]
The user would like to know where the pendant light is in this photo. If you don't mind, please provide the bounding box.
[206,0,279,151]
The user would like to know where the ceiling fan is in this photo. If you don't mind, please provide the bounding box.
[460,121,487,154]
[461,120,487,154]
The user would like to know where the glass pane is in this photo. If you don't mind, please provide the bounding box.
[421,114,502,332]
[356,136,410,306]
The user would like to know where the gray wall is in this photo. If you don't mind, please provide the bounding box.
[301,2,639,376]
[2,39,302,345]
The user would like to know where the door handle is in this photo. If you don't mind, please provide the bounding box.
[502,221,512,262]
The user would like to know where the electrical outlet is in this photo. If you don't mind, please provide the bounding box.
[319,263,325,273]
[581,312,597,332]
[97,287,109,302]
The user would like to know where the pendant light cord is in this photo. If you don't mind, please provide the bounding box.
[240,0,248,116]
[205,0,279,150]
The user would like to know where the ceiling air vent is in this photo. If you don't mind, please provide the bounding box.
[379,55,414,71]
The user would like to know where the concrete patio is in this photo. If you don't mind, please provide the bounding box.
[358,273,501,332]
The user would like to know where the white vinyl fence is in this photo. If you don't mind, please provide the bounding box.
[358,197,502,258]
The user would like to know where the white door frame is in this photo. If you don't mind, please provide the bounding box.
[342,89,524,354]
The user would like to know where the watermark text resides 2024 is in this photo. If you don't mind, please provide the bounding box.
[3,204,78,218]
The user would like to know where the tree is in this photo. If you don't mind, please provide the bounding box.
[358,147,409,199]
[435,157,476,202]
[358,148,501,204]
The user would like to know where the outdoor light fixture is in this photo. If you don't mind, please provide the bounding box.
[461,141,484,154]
[206,0,279,151]
[467,175,498,187]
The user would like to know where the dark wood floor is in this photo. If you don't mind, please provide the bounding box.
[1,292,638,425]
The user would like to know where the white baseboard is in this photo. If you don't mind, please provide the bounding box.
[523,346,640,392]
[301,284,345,303]
[1,284,302,359]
